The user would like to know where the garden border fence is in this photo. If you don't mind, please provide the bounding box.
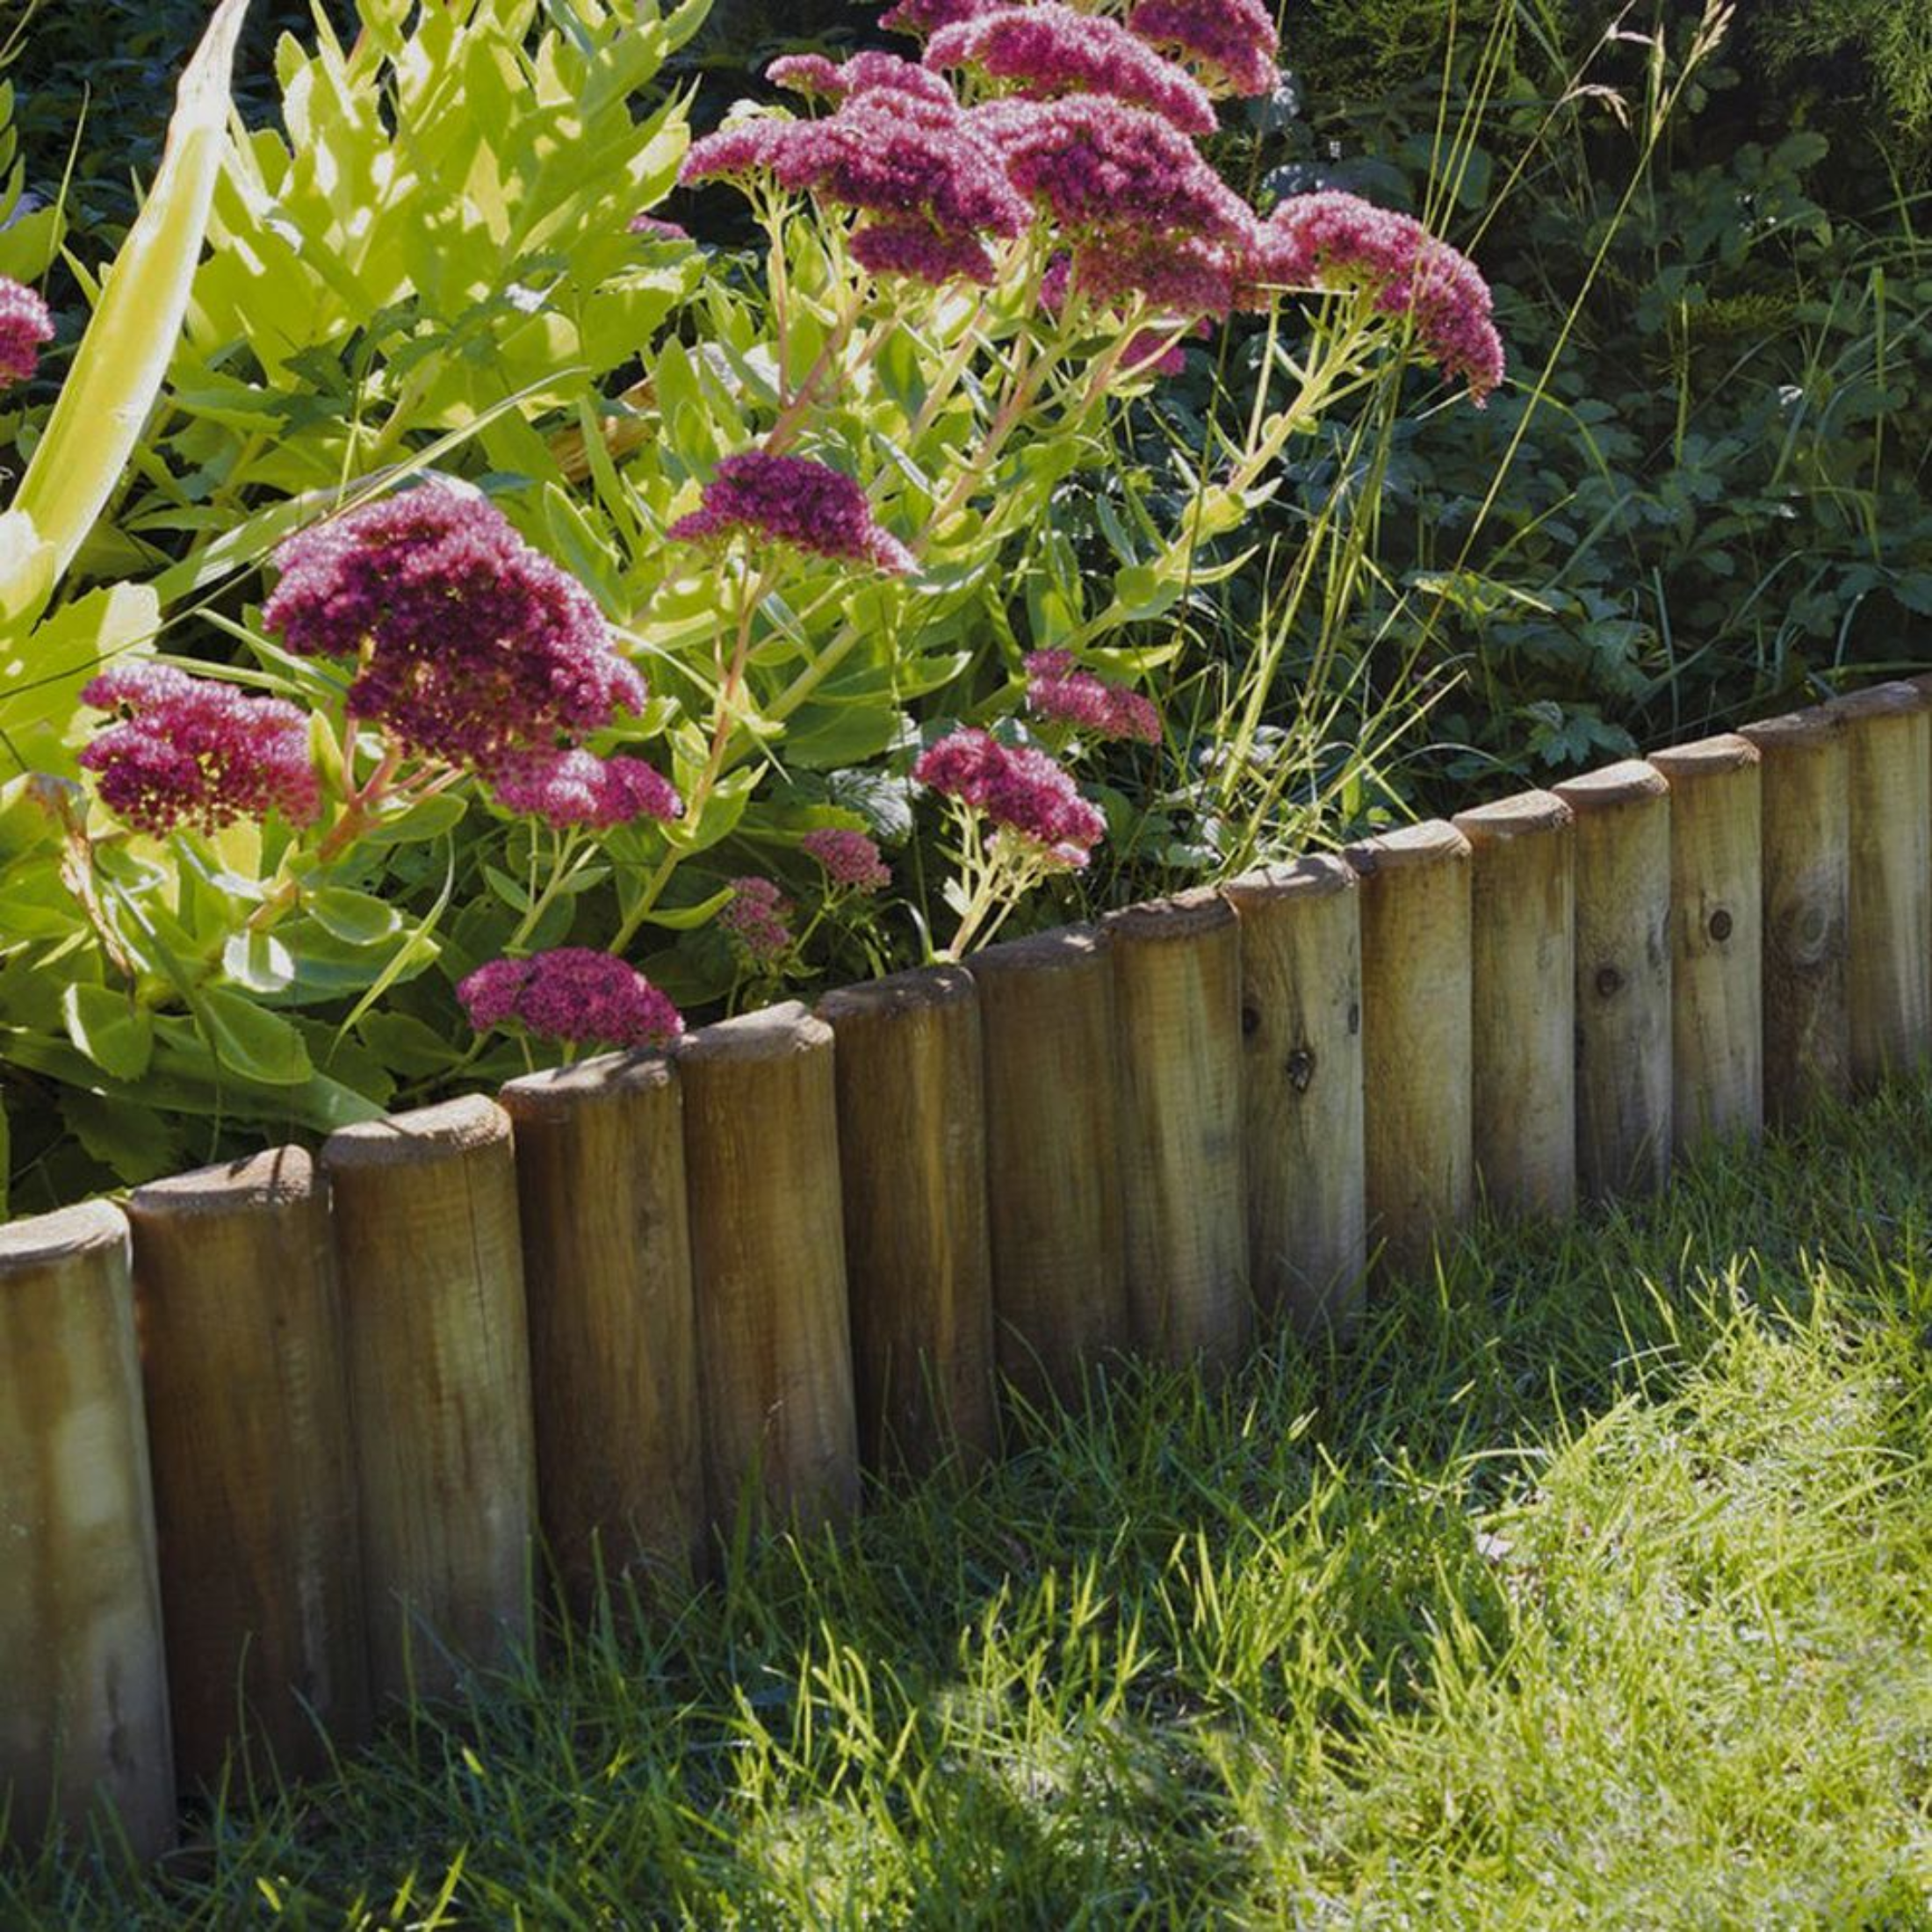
[5,674,1932,1859]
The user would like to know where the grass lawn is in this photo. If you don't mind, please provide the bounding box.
[8,1088,1932,1928]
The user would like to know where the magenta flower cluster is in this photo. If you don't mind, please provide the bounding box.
[881,0,998,36]
[79,664,321,838]
[487,748,682,830]
[263,486,649,771]
[0,276,53,388]
[800,826,891,891]
[926,6,1218,137]
[1127,0,1280,98]
[768,50,956,110]
[913,727,1106,866]
[458,948,682,1049]
[1252,191,1506,401]
[975,95,1251,245]
[670,450,916,573]
[720,876,796,962]
[1023,650,1161,743]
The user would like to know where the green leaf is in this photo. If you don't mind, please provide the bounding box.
[61,983,155,1082]
[60,1089,182,1186]
[198,985,314,1085]
[359,793,469,846]
[633,884,733,932]
[357,1011,461,1078]
[222,930,298,994]
[7,0,253,603]
[306,885,403,945]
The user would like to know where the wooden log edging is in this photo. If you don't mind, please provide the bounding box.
[12,679,1932,1858]
[127,1149,366,1791]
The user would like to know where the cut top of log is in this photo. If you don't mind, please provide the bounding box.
[677,1000,831,1063]
[1453,789,1572,842]
[500,1051,675,1118]
[1827,680,1932,722]
[1222,854,1358,903]
[818,965,977,1025]
[323,1093,509,1167]
[0,1197,126,1271]
[1343,819,1471,873]
[967,923,1107,977]
[1554,760,1669,812]
[1103,884,1236,945]
[1648,732,1760,781]
[129,1144,315,1215]
[1740,706,1844,748]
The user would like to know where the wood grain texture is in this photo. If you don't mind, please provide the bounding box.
[1452,790,1576,1219]
[1739,706,1850,1123]
[127,1149,367,1790]
[1222,858,1366,1337]
[1102,890,1249,1370]
[500,1054,704,1611]
[1830,682,1932,1089]
[818,970,997,1474]
[1647,735,1764,1150]
[0,1202,174,1859]
[1344,822,1474,1278]
[967,926,1128,1409]
[1554,761,1674,1200]
[323,1096,536,1705]
[678,1004,859,1535]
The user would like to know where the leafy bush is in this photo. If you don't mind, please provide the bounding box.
[1,0,1503,1212]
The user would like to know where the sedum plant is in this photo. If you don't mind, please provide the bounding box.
[1,0,1506,1212]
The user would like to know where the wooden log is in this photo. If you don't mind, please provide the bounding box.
[126,1150,366,1791]
[967,926,1128,1410]
[323,1096,536,1705]
[1344,822,1474,1278]
[0,1202,173,1859]
[1829,681,1932,1088]
[1739,706,1850,1124]
[817,970,997,1475]
[1221,857,1366,1338]
[1451,790,1577,1219]
[678,1004,859,1535]
[499,1054,704,1613]
[1103,890,1249,1370]
[1647,734,1764,1150]
[1553,761,1674,1200]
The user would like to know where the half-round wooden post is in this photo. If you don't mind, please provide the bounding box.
[500,1054,704,1613]
[1105,890,1249,1373]
[1451,790,1576,1219]
[1739,705,1850,1124]
[323,1096,536,1705]
[127,1150,366,1791]
[1344,822,1474,1279]
[1830,681,1932,1089]
[968,926,1128,1411]
[1553,761,1674,1200]
[0,1203,173,1860]
[1647,735,1763,1151]
[818,970,997,1475]
[1221,858,1366,1338]
[678,1004,859,1536]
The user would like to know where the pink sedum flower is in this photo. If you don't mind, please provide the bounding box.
[263,484,646,770]
[670,450,916,573]
[800,826,891,891]
[0,277,53,388]
[488,748,682,830]
[720,876,796,962]
[926,5,1217,136]
[459,948,682,1049]
[1128,0,1280,98]
[628,212,690,241]
[852,219,999,286]
[1248,191,1506,401]
[882,0,1000,37]
[1024,650,1162,743]
[913,727,1107,866]
[79,663,321,837]
[975,95,1252,245]
[768,49,956,109]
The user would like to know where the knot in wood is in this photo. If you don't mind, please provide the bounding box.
[1285,1045,1316,1093]
[1346,1001,1360,1035]
[1241,1003,1262,1039]
[1595,963,1625,999]
[1708,906,1734,943]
